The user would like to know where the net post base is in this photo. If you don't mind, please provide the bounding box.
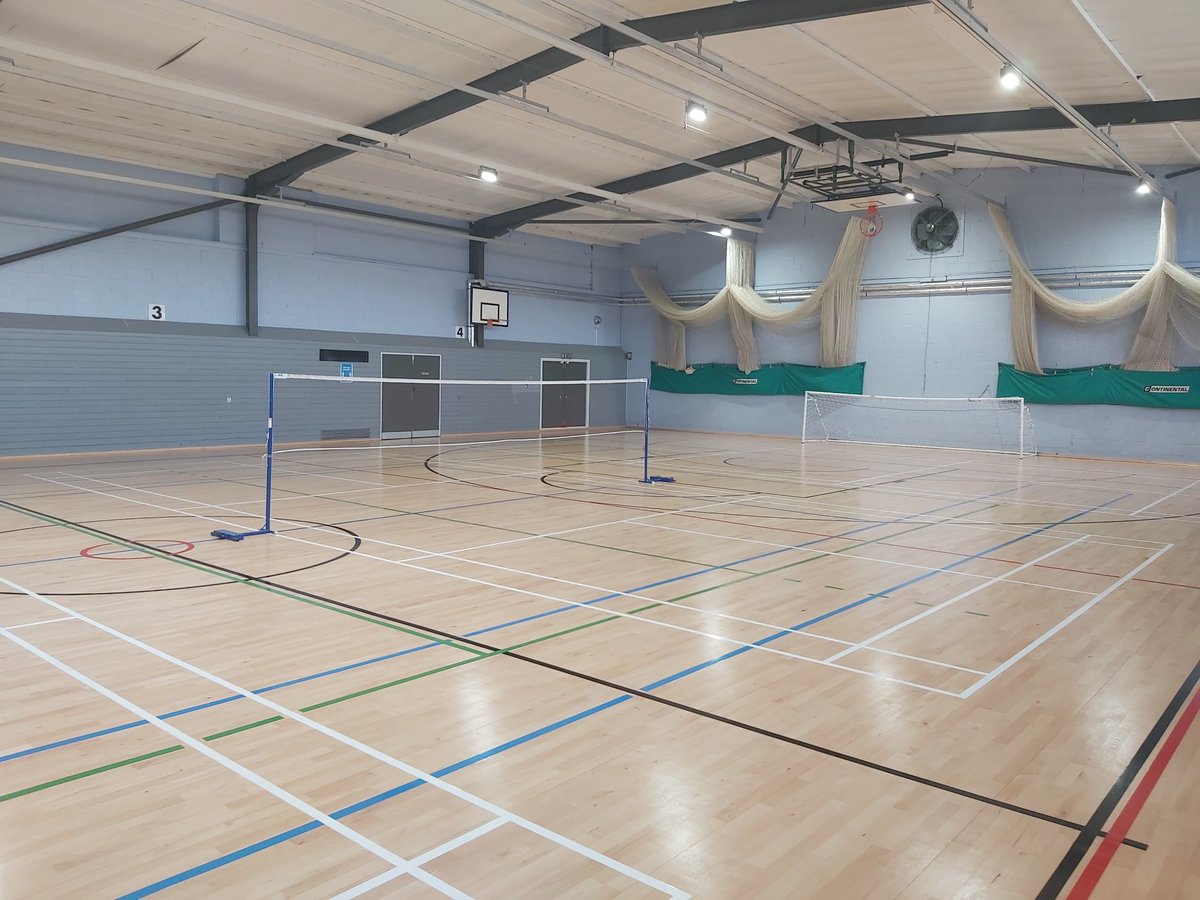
[211,528,273,542]
[639,475,676,484]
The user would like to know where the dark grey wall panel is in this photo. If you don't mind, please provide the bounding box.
[0,325,630,456]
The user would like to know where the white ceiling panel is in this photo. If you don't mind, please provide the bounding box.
[0,0,1195,244]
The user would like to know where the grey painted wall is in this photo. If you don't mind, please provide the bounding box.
[5,145,1200,463]
[0,320,628,455]
[0,147,633,456]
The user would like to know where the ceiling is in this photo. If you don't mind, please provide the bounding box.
[0,0,1197,245]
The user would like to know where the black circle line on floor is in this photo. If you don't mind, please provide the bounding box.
[0,497,1149,855]
[0,513,361,597]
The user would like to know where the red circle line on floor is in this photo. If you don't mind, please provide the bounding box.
[80,540,196,561]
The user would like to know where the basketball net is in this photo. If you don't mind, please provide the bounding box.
[859,203,884,238]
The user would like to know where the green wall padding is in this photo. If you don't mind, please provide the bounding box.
[997,362,1200,409]
[650,361,864,396]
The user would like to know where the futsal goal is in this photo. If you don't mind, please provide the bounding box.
[212,372,671,541]
[801,391,1036,456]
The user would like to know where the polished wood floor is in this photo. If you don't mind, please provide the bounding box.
[0,432,1197,899]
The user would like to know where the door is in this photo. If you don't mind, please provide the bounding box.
[381,353,441,439]
[540,359,589,428]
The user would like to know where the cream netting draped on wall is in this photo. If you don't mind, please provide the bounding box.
[990,199,1200,373]
[631,219,870,373]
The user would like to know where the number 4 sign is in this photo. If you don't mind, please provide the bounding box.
[148,304,166,321]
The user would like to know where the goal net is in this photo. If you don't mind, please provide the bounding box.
[212,372,663,540]
[802,392,1036,456]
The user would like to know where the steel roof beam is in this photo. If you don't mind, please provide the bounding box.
[246,0,923,192]
[898,138,1128,176]
[925,0,1159,194]
[0,199,234,269]
[473,97,1200,236]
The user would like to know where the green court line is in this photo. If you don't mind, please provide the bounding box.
[0,500,488,659]
[0,746,181,803]
[254,480,760,575]
[0,503,997,806]
[824,585,844,591]
[964,610,990,617]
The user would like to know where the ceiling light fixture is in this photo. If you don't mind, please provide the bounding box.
[686,100,708,124]
[904,189,916,201]
[1136,180,1152,195]
[478,166,498,183]
[999,63,1021,90]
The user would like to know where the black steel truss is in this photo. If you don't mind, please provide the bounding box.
[474,97,1200,236]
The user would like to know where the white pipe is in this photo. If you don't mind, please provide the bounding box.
[1063,0,1200,163]
[162,0,798,205]
[0,154,495,241]
[925,0,1162,195]
[534,0,994,204]
[0,35,760,235]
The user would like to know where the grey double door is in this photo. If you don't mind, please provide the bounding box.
[381,353,440,439]
[540,359,588,428]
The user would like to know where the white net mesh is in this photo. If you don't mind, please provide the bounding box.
[632,217,870,373]
[991,199,1200,373]
[270,374,644,451]
[802,392,1036,455]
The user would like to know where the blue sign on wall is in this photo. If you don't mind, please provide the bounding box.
[340,362,353,379]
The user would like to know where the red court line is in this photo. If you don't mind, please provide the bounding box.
[80,540,195,560]
[1065,683,1200,899]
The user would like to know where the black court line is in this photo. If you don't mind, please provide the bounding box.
[0,512,361,597]
[1035,660,1200,897]
[0,498,1148,854]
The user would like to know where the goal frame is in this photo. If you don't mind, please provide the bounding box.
[212,372,670,541]
[801,391,1034,458]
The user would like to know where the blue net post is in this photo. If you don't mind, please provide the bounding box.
[262,371,276,532]
[639,378,673,484]
[212,372,276,540]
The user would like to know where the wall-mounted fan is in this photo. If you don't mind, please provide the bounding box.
[911,206,960,253]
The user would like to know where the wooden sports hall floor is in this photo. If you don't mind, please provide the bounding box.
[1,431,1198,899]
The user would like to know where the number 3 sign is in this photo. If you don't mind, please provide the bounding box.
[148,304,166,321]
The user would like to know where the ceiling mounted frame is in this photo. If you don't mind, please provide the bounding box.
[474,96,1200,236]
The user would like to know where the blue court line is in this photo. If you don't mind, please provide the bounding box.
[125,488,1129,897]
[3,489,1010,766]
[0,641,444,764]
[119,696,635,900]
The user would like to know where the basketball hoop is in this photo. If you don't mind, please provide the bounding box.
[485,320,497,328]
[859,202,884,238]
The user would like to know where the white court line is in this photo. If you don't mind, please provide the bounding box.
[44,477,986,679]
[662,457,1170,519]
[2,616,76,630]
[838,462,964,487]
[822,536,1091,664]
[959,545,1174,698]
[241,435,823,496]
[36,474,967,694]
[334,819,508,900]
[104,467,769,563]
[634,520,1096,596]
[0,572,689,899]
[727,491,1168,549]
[696,490,1107,545]
[1132,477,1200,515]
[795,439,1193,482]
[0,617,467,899]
